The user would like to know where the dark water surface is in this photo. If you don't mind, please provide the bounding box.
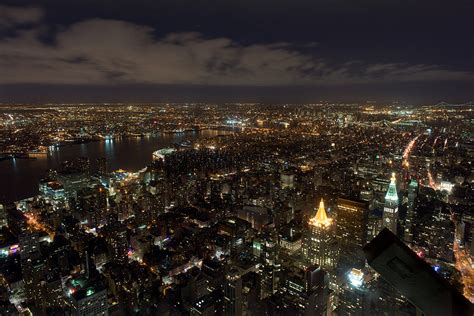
[0,129,232,203]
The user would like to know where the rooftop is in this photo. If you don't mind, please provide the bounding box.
[309,199,332,228]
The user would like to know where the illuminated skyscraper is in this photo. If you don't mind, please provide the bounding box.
[254,231,281,300]
[43,270,65,312]
[383,173,399,234]
[303,199,337,271]
[283,265,329,316]
[22,256,47,310]
[337,268,366,316]
[335,198,368,270]
[106,223,128,264]
[404,179,418,244]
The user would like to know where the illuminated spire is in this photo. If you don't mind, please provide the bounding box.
[309,199,332,228]
[385,172,399,202]
[315,199,328,223]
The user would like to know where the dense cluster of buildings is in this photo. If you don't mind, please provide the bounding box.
[0,102,473,315]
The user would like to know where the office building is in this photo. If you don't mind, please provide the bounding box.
[383,173,399,234]
[335,198,368,271]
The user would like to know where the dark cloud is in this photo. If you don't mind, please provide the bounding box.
[0,3,473,102]
[0,5,43,27]
[0,14,471,87]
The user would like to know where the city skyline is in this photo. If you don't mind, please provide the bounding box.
[0,1,473,315]
[0,102,472,315]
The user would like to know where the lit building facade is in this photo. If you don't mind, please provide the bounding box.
[335,198,368,271]
[404,179,418,244]
[337,268,366,316]
[303,199,337,271]
[65,277,108,316]
[383,173,399,234]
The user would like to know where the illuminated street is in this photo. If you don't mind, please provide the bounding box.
[0,1,473,315]
[454,242,474,303]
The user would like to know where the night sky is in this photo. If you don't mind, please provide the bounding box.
[1,0,473,104]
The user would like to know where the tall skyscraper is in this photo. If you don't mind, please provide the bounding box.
[106,223,128,264]
[257,232,280,300]
[337,268,366,316]
[223,267,243,316]
[383,173,399,234]
[22,256,47,310]
[42,270,65,312]
[19,232,51,311]
[303,199,337,271]
[404,179,418,244]
[272,264,329,316]
[426,208,455,262]
[335,198,368,271]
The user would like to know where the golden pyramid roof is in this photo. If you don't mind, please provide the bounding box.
[309,199,332,228]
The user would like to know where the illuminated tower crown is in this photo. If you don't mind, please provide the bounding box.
[385,173,399,203]
[383,172,399,234]
[305,199,336,270]
[309,199,332,228]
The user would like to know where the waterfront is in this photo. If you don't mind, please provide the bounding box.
[0,129,234,203]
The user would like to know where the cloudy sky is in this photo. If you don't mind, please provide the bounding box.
[0,0,473,103]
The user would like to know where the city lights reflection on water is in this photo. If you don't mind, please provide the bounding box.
[0,129,234,202]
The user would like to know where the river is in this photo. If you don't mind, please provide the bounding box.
[0,129,234,203]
